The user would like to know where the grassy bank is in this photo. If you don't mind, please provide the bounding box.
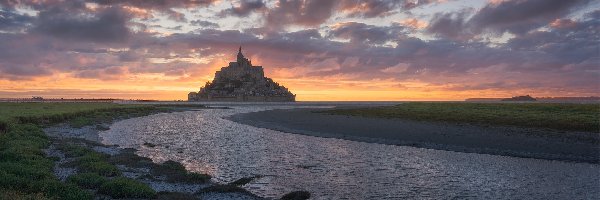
[0,102,204,199]
[0,103,155,132]
[322,102,599,132]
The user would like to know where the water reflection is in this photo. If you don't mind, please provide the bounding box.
[100,106,600,199]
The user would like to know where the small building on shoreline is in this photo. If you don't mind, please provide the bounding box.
[501,95,537,101]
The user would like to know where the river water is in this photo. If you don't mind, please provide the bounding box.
[100,106,600,199]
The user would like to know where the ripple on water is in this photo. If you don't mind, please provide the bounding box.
[100,106,600,199]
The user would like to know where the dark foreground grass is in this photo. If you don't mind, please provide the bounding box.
[0,124,93,199]
[61,145,122,177]
[323,102,599,132]
[0,102,205,199]
[0,103,151,126]
[98,177,156,199]
[67,173,108,189]
[60,143,165,199]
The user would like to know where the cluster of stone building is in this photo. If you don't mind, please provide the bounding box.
[188,47,296,102]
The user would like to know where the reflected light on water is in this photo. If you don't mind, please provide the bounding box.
[100,106,600,199]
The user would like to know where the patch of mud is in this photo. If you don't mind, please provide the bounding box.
[92,145,121,156]
[44,123,103,143]
[43,144,76,181]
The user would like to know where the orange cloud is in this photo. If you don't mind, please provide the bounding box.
[549,19,577,29]
[399,18,428,29]
[123,6,153,19]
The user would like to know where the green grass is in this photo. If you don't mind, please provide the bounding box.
[66,173,108,189]
[322,102,600,132]
[69,117,94,128]
[0,103,150,125]
[0,189,47,200]
[0,102,212,198]
[0,102,163,199]
[59,144,94,158]
[78,161,122,177]
[98,177,156,199]
[0,124,93,200]
[60,145,122,177]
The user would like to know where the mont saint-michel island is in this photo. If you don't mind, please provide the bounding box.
[188,47,295,102]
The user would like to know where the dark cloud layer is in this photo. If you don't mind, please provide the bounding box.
[1,0,218,22]
[92,0,218,21]
[427,0,593,40]
[469,0,591,35]
[0,9,33,31]
[426,12,470,40]
[92,0,217,8]
[220,0,266,17]
[339,0,432,18]
[265,0,337,29]
[33,7,131,42]
[328,22,405,44]
[0,0,597,95]
[338,0,404,18]
[264,0,436,29]
[190,20,219,28]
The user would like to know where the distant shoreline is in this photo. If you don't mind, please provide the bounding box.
[228,108,600,164]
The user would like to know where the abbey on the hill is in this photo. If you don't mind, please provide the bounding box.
[188,47,296,102]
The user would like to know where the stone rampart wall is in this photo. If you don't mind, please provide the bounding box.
[190,95,295,102]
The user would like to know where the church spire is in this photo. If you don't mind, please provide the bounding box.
[236,46,246,65]
[237,46,244,59]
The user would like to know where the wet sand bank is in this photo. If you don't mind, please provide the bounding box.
[228,108,600,163]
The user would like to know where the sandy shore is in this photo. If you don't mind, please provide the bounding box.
[229,108,600,163]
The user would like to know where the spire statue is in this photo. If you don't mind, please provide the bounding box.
[237,46,245,63]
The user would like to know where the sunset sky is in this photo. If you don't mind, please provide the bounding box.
[0,0,598,101]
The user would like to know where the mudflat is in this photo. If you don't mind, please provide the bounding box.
[228,108,600,163]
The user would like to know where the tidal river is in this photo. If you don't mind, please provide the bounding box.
[100,106,599,199]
